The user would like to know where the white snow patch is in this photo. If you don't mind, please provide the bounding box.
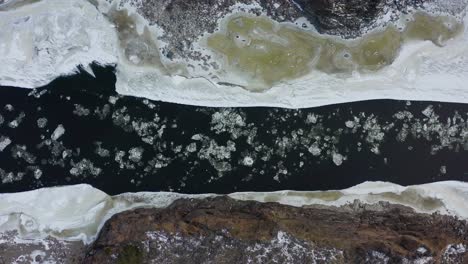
[113,7,468,108]
[230,181,468,220]
[0,0,118,88]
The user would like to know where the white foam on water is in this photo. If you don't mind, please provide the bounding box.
[0,181,467,245]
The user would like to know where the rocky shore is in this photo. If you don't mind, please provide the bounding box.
[83,197,468,263]
[1,0,468,263]
[3,196,467,263]
[120,0,444,60]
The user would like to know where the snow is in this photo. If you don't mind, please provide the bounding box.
[0,181,468,245]
[0,0,467,108]
[332,153,344,166]
[0,0,118,88]
[111,6,468,108]
[230,181,468,219]
[0,184,111,244]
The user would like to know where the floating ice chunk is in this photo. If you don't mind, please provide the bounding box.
[1,0,467,108]
[417,247,428,254]
[345,121,355,128]
[242,156,254,166]
[36,117,47,128]
[186,143,197,153]
[440,165,447,175]
[33,168,42,179]
[332,152,344,166]
[1,181,468,246]
[0,184,112,243]
[128,147,144,162]
[0,136,12,152]
[51,125,65,141]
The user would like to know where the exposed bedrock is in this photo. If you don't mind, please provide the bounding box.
[121,0,451,59]
[119,0,303,60]
[293,0,424,35]
[84,197,468,263]
[0,232,85,264]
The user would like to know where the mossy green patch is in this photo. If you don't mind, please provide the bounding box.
[207,16,320,91]
[404,13,463,46]
[207,12,463,91]
[108,8,164,69]
[117,244,143,264]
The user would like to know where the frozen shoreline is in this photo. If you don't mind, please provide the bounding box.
[0,181,467,245]
[0,0,468,108]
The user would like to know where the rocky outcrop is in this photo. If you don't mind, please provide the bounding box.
[1,196,467,263]
[118,0,304,60]
[84,196,468,263]
[119,0,443,60]
[292,0,426,36]
[0,231,85,264]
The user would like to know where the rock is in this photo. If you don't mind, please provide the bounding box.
[118,0,436,60]
[292,0,426,36]
[84,196,468,263]
[119,0,304,60]
[0,231,85,264]
[294,0,386,34]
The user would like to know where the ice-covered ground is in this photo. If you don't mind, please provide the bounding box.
[0,0,118,88]
[0,181,467,245]
[1,0,468,108]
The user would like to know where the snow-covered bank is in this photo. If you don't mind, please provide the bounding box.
[0,0,118,88]
[1,0,468,108]
[113,4,468,108]
[0,181,467,245]
[0,185,210,244]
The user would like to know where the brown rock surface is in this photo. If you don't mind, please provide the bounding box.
[84,196,468,263]
[0,231,85,264]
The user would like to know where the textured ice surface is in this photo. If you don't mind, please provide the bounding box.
[206,13,461,91]
[0,0,468,107]
[0,181,468,244]
[0,0,118,88]
[112,3,468,107]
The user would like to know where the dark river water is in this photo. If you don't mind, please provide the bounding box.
[0,64,467,195]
